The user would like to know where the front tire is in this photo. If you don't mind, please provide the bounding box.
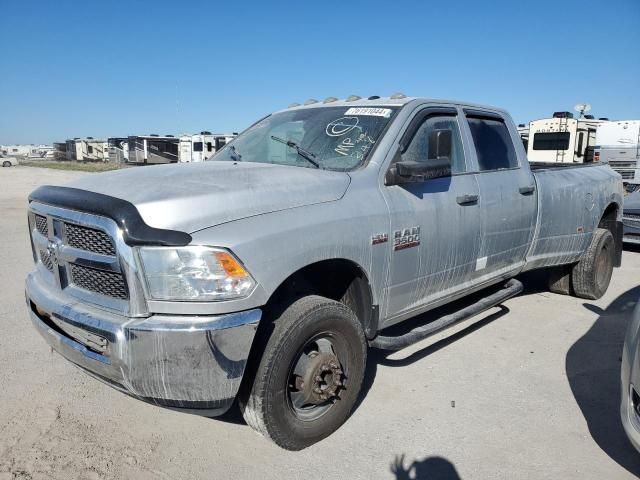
[2,161,10,167]
[572,228,615,300]
[239,295,367,450]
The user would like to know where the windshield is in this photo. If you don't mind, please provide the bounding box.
[211,106,399,171]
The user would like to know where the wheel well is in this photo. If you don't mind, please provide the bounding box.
[599,202,622,267]
[266,259,377,338]
[599,202,618,232]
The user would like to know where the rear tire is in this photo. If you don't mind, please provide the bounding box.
[571,228,615,300]
[239,295,367,450]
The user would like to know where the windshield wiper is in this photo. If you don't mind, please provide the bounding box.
[228,144,242,162]
[270,136,320,168]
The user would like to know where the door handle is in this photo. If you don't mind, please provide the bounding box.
[519,185,535,195]
[456,194,479,205]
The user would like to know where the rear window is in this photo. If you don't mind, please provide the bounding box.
[467,117,518,171]
[533,132,570,151]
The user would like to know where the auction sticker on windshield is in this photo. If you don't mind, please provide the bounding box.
[344,107,392,118]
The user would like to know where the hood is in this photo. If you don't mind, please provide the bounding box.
[68,162,351,233]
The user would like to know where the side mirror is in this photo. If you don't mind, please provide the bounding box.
[391,158,451,184]
[386,128,453,185]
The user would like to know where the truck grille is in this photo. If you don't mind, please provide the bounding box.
[624,214,640,228]
[65,223,116,256]
[35,214,48,236]
[39,249,54,271]
[620,171,636,180]
[29,206,132,308]
[610,161,637,168]
[70,263,128,300]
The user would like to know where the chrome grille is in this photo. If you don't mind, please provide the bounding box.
[70,263,128,300]
[39,249,54,271]
[35,214,48,236]
[624,214,640,227]
[610,161,637,168]
[29,203,137,312]
[65,223,116,256]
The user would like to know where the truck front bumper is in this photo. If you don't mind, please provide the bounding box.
[25,271,261,415]
[623,214,640,245]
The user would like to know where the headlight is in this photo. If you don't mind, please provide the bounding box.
[137,246,256,301]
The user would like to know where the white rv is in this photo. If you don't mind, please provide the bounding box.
[107,137,129,163]
[595,120,640,189]
[27,145,54,159]
[526,112,607,163]
[178,132,236,163]
[127,135,179,164]
[67,138,108,162]
[1,144,49,157]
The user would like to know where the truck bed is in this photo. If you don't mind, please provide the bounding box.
[524,162,621,271]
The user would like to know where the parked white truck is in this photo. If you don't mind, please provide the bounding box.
[595,120,640,192]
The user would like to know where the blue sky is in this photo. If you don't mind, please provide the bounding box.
[1,0,638,145]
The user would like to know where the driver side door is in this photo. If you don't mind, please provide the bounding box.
[381,107,482,324]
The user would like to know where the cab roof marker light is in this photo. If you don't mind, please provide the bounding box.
[323,97,338,104]
[304,98,319,105]
[345,95,361,102]
[288,102,301,108]
[390,92,407,99]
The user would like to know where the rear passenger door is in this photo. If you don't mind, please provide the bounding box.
[463,111,537,278]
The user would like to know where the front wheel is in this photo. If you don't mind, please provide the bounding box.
[239,295,367,450]
[2,161,10,167]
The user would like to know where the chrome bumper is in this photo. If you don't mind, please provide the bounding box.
[25,271,261,415]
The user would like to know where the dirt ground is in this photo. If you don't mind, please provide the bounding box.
[1,165,640,479]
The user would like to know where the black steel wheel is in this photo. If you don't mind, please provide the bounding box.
[239,295,367,450]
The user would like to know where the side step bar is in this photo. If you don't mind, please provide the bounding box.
[370,279,523,351]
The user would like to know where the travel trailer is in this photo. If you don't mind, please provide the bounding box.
[178,132,237,163]
[1,144,51,157]
[526,112,607,163]
[53,142,68,160]
[67,138,108,162]
[107,137,129,163]
[127,135,179,164]
[27,145,54,159]
[595,120,640,190]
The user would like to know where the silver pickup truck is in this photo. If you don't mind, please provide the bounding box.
[25,96,624,450]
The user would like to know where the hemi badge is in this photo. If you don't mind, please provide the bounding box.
[371,233,388,245]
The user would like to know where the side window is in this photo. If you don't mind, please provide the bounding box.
[402,115,466,174]
[467,116,518,171]
[87,145,94,154]
[193,142,203,152]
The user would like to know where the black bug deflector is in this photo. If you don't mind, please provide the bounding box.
[29,185,192,246]
[370,279,523,351]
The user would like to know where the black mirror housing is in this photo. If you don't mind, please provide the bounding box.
[388,158,452,184]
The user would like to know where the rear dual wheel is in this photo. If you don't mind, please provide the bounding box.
[547,228,614,300]
[239,295,367,450]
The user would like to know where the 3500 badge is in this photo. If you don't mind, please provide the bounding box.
[393,227,420,251]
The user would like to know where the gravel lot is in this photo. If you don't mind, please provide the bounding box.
[1,166,640,479]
